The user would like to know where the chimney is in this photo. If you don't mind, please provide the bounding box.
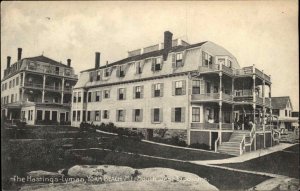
[18,48,22,61]
[7,56,11,68]
[67,59,71,67]
[163,31,173,61]
[95,52,100,69]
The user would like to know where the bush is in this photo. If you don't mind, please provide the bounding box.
[189,143,210,150]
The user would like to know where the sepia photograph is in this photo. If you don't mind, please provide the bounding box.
[1,1,299,190]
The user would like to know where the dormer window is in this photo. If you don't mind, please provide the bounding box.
[96,71,101,81]
[203,51,213,66]
[176,53,183,67]
[104,68,111,77]
[152,57,162,71]
[136,62,142,74]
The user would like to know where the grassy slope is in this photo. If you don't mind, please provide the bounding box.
[219,144,300,178]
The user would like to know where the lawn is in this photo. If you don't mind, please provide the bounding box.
[219,144,300,178]
[68,149,270,190]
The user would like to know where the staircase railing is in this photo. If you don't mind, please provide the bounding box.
[214,137,220,152]
[240,135,246,155]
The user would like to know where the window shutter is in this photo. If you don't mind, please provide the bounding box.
[116,66,120,77]
[151,84,154,98]
[123,110,126,121]
[171,108,175,122]
[172,81,175,96]
[107,110,110,119]
[99,90,102,101]
[172,53,176,68]
[100,70,103,80]
[135,62,139,74]
[182,80,186,95]
[133,86,136,99]
[159,108,163,122]
[141,86,144,98]
[108,90,111,98]
[92,92,96,102]
[99,110,101,121]
[151,58,155,71]
[212,56,216,65]
[132,109,135,122]
[93,71,97,81]
[182,50,187,66]
[200,79,205,94]
[116,110,119,121]
[89,72,93,82]
[160,83,164,97]
[202,51,206,66]
[151,109,154,123]
[117,89,120,100]
[188,79,192,95]
[91,111,95,121]
[123,88,126,100]
[140,109,143,122]
[181,107,185,122]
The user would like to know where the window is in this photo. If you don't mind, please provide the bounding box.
[87,111,91,121]
[78,92,82,102]
[96,71,101,81]
[95,111,101,121]
[117,110,125,122]
[89,72,94,82]
[154,83,161,97]
[203,52,213,66]
[73,111,76,121]
[136,62,142,74]
[77,110,81,121]
[192,80,201,94]
[175,108,182,122]
[16,76,19,86]
[153,108,160,122]
[134,86,142,99]
[285,110,287,116]
[118,65,125,77]
[96,91,101,101]
[104,90,110,99]
[11,94,14,103]
[227,60,232,68]
[192,108,200,122]
[118,88,125,100]
[176,53,183,67]
[133,109,142,122]
[152,57,162,71]
[83,92,87,102]
[175,81,183,95]
[15,93,18,102]
[13,79,15,87]
[73,92,77,103]
[28,110,33,121]
[289,111,291,117]
[5,83,7,90]
[103,110,109,119]
[9,81,12,89]
[104,68,111,77]
[88,92,92,102]
[52,111,57,121]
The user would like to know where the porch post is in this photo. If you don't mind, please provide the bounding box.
[61,78,65,104]
[262,71,266,148]
[42,75,46,103]
[231,78,234,101]
[219,72,223,143]
[253,65,257,150]
[22,72,25,87]
[231,104,235,130]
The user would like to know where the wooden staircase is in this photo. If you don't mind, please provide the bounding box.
[217,131,250,156]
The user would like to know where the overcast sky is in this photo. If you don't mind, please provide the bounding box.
[1,1,298,110]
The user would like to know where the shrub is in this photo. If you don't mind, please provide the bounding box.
[189,143,210,150]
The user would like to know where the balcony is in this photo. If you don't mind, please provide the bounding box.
[191,93,233,102]
[234,66,271,82]
[22,82,71,93]
[45,85,61,91]
[191,123,233,130]
[25,65,78,79]
[198,64,233,75]
[23,82,43,89]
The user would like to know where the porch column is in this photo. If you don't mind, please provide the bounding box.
[252,65,257,150]
[219,101,222,143]
[231,78,234,101]
[219,72,223,143]
[22,72,25,87]
[231,104,235,130]
[262,71,266,148]
[42,75,46,103]
[61,78,65,104]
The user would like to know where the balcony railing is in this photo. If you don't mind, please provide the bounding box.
[256,96,264,105]
[191,123,233,130]
[198,64,233,75]
[234,66,271,82]
[222,93,233,101]
[191,93,219,101]
[265,97,271,107]
[45,85,62,91]
[26,65,77,78]
[24,82,43,89]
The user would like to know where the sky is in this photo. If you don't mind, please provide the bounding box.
[1,1,299,110]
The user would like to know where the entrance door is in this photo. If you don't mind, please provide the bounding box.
[206,82,211,93]
[211,132,219,150]
[45,111,50,121]
[52,111,57,122]
[60,113,65,122]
